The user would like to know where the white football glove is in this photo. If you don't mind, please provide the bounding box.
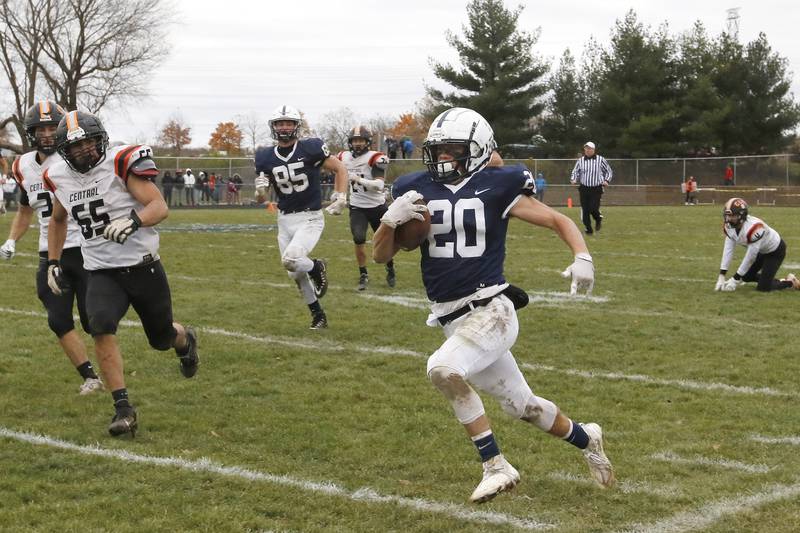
[255,174,270,198]
[380,190,427,229]
[721,277,743,292]
[103,210,142,244]
[714,274,726,291]
[47,260,69,296]
[324,191,348,215]
[561,252,595,295]
[0,238,15,260]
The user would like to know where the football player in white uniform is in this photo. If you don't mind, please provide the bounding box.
[255,105,348,329]
[373,108,614,503]
[45,111,200,437]
[1,101,104,395]
[715,197,799,292]
[336,126,396,290]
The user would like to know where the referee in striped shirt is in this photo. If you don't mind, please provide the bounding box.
[570,141,613,234]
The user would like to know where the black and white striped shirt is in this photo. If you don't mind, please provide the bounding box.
[570,155,613,187]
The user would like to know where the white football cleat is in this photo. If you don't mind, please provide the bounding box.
[78,377,104,395]
[580,423,615,488]
[469,454,520,503]
[785,273,800,290]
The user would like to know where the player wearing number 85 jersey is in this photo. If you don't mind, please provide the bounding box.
[254,105,348,329]
[374,107,614,503]
[45,110,201,438]
[1,101,104,396]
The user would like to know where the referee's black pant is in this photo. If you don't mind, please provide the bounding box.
[578,184,604,233]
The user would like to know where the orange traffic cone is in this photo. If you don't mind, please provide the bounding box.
[567,197,573,208]
[267,202,277,213]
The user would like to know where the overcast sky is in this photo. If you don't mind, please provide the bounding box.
[103,0,800,147]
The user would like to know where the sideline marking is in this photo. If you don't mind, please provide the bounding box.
[751,434,800,446]
[0,427,554,531]
[0,307,793,398]
[650,451,772,474]
[615,481,800,533]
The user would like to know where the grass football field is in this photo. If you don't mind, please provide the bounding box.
[1,204,799,533]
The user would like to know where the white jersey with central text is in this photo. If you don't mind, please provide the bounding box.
[11,152,82,253]
[44,145,160,270]
[720,215,781,275]
[338,150,388,208]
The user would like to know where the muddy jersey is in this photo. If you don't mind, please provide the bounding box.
[11,152,82,252]
[44,145,160,270]
[720,215,781,275]
[337,150,388,208]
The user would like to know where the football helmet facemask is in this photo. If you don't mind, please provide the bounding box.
[422,107,496,184]
[723,197,748,229]
[56,111,109,173]
[347,125,372,157]
[24,100,66,155]
[269,105,302,142]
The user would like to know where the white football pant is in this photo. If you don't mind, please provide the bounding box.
[278,210,324,304]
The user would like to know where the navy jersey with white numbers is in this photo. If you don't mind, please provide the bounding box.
[254,138,330,213]
[392,165,535,302]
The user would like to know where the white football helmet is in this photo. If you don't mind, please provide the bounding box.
[269,105,302,141]
[422,107,496,183]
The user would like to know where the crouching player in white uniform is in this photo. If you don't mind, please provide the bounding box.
[45,111,200,437]
[1,101,103,395]
[254,105,348,329]
[373,108,614,503]
[337,126,396,290]
[715,197,799,292]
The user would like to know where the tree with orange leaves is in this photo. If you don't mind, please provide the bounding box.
[209,122,244,155]
[158,118,192,156]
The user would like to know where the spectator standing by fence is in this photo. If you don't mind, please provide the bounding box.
[174,170,184,206]
[683,176,698,205]
[570,141,613,235]
[385,137,398,159]
[162,171,174,207]
[535,171,546,202]
[195,171,206,205]
[724,164,734,186]
[183,169,195,206]
[401,137,414,159]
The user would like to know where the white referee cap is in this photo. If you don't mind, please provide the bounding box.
[583,141,596,149]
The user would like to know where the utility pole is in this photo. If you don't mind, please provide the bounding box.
[726,8,741,40]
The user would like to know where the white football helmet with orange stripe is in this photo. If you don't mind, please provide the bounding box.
[723,197,748,230]
[56,111,109,173]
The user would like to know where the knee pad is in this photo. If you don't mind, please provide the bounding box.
[281,244,307,272]
[89,314,118,337]
[147,325,177,351]
[428,365,485,425]
[48,314,75,339]
[517,395,558,431]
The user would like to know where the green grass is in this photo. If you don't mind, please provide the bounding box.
[1,205,800,532]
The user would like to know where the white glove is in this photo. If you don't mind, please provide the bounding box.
[103,210,142,244]
[380,190,427,229]
[325,191,347,215]
[721,277,743,292]
[255,174,270,197]
[47,260,68,296]
[0,239,15,260]
[561,252,594,295]
[714,274,726,291]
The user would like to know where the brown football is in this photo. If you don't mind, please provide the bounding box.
[394,200,431,251]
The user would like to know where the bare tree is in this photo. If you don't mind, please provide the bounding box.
[236,111,270,154]
[315,107,358,153]
[0,0,174,154]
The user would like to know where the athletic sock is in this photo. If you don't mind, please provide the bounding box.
[471,430,501,462]
[563,420,590,449]
[76,361,98,380]
[359,266,367,275]
[111,388,130,409]
[308,301,323,315]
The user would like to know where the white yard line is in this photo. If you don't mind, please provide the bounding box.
[650,451,772,474]
[0,427,554,531]
[750,434,800,446]
[615,481,800,533]
[0,307,793,398]
[547,471,682,499]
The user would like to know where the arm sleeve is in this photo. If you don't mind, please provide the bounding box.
[570,160,581,183]
[601,157,613,182]
[719,237,736,273]
[736,244,760,277]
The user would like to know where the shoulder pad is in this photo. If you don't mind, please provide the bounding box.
[368,152,389,170]
[114,145,156,181]
[747,223,765,243]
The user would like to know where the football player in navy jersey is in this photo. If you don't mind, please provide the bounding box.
[374,108,614,503]
[254,105,348,329]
